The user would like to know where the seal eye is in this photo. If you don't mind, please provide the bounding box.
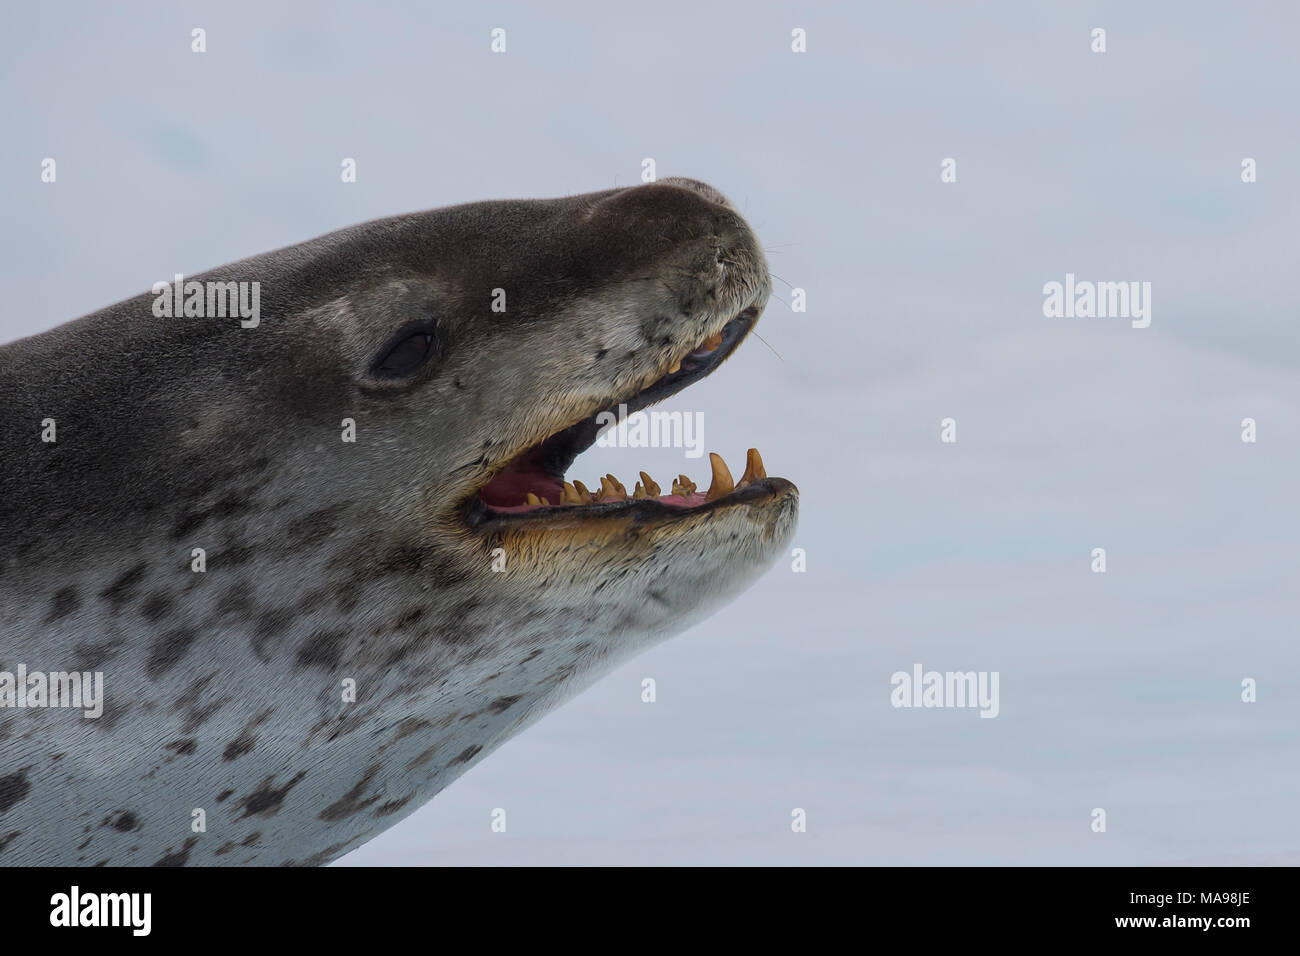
[372,325,436,377]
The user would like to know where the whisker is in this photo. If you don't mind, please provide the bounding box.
[750,330,783,361]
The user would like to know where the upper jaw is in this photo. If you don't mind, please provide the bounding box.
[621,302,760,416]
[503,302,761,480]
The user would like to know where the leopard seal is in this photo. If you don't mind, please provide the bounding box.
[0,177,797,866]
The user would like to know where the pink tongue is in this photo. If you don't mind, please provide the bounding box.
[478,470,564,508]
[656,493,706,507]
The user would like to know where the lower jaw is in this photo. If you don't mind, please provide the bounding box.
[483,492,707,515]
[464,477,797,534]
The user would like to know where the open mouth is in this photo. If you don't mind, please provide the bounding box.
[466,303,785,527]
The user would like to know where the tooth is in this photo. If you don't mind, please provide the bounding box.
[562,481,584,505]
[672,474,697,497]
[639,471,660,497]
[705,452,734,501]
[632,481,647,500]
[572,480,596,503]
[701,332,723,351]
[668,359,681,375]
[525,492,542,506]
[598,475,626,502]
[738,447,766,487]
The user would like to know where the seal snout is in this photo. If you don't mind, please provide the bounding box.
[461,178,787,530]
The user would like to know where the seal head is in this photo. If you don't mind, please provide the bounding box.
[0,177,797,865]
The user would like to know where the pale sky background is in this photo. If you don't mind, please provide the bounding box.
[2,1,1297,864]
